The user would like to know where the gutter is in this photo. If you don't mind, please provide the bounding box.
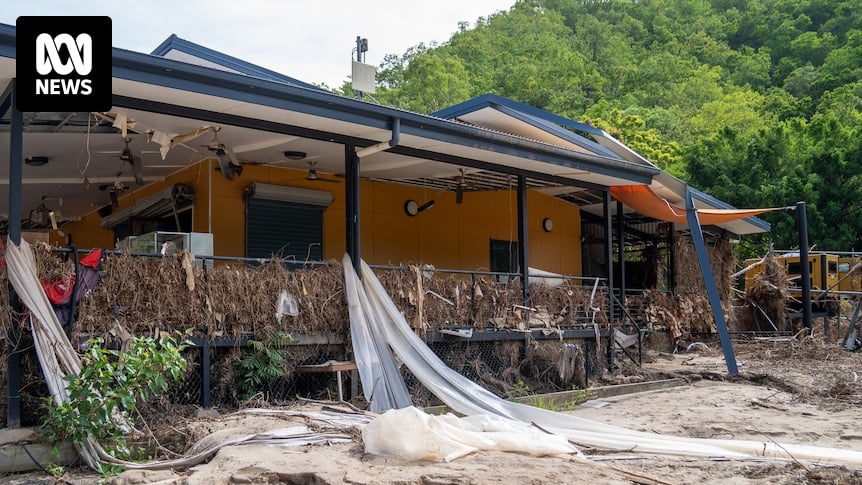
[356,117,400,158]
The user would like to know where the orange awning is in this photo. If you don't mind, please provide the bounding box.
[610,185,781,225]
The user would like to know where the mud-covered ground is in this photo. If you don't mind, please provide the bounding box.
[4,334,861,484]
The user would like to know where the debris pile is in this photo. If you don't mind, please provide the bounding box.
[5,251,606,341]
[627,237,736,342]
[735,252,790,332]
[75,254,348,342]
[0,238,736,411]
[2,238,738,344]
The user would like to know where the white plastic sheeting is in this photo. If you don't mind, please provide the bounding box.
[4,238,369,472]
[343,254,862,466]
[363,406,579,462]
[6,238,102,469]
[344,258,411,412]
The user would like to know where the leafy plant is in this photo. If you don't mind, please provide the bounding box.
[41,331,191,461]
[530,396,561,411]
[43,461,65,477]
[234,332,292,401]
[530,388,592,412]
[97,462,125,483]
[504,379,532,399]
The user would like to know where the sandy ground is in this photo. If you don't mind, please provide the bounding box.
[5,336,862,484]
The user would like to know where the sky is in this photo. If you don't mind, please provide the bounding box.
[2,0,514,88]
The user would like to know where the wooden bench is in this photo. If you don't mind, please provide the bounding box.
[295,360,358,402]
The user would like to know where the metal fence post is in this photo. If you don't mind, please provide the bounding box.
[200,340,211,409]
[7,80,23,428]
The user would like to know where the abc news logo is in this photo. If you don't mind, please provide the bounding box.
[17,16,111,112]
[36,33,94,94]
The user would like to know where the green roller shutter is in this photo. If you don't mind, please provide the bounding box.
[245,198,324,261]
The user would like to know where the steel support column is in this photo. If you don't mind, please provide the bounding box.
[616,200,626,309]
[7,79,23,427]
[685,186,738,375]
[797,201,813,333]
[345,144,361,274]
[517,175,529,303]
[603,190,616,372]
[667,224,676,292]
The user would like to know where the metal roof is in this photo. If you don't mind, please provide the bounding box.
[433,93,770,235]
[149,34,323,91]
[1,22,660,227]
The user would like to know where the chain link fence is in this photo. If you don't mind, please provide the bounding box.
[0,327,604,429]
[167,335,601,409]
[0,247,614,428]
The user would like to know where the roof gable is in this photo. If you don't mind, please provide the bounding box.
[436,94,769,234]
[150,34,323,91]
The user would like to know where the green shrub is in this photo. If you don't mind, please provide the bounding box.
[234,332,292,401]
[41,331,190,461]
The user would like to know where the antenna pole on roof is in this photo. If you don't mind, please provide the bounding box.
[354,36,368,100]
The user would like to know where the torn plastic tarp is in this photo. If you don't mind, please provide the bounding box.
[344,254,862,466]
[343,255,411,412]
[6,238,371,472]
[363,406,579,462]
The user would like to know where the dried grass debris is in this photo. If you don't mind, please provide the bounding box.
[736,252,790,332]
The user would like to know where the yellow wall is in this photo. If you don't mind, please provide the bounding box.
[59,161,213,249]
[60,159,582,275]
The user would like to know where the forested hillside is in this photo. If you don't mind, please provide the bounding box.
[350,0,862,256]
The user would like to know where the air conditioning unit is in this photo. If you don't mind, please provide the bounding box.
[118,231,213,267]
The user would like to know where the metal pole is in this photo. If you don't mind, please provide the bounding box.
[517,175,529,304]
[7,79,23,427]
[685,186,738,375]
[200,341,211,409]
[667,223,676,292]
[345,144,361,274]
[355,36,363,101]
[797,201,813,333]
[207,159,212,233]
[603,190,616,372]
[616,200,626,309]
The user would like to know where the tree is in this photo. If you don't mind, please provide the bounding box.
[378,53,471,113]
[364,0,862,253]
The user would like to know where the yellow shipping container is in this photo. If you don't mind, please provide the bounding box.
[744,253,840,296]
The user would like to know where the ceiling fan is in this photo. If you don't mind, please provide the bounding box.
[455,168,467,204]
[28,196,62,229]
[202,127,243,180]
[99,177,128,207]
[98,137,145,185]
[286,160,341,183]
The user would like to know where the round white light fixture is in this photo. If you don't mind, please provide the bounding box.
[405,199,435,216]
[284,151,307,160]
[542,217,554,232]
[405,200,419,216]
[25,156,50,166]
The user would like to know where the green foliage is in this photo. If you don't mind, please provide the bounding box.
[529,396,559,411]
[584,108,685,176]
[40,331,190,461]
[530,388,591,412]
[504,379,532,399]
[362,0,862,253]
[234,332,292,401]
[505,380,591,411]
[97,462,125,483]
[43,461,65,477]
